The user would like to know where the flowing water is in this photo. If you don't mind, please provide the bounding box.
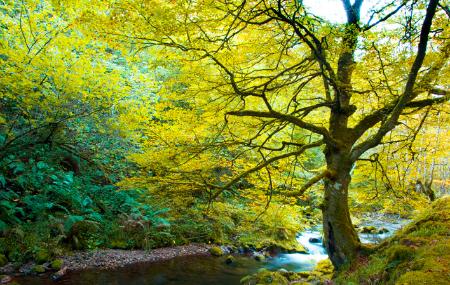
[16,220,406,285]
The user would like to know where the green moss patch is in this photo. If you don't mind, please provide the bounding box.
[336,196,450,285]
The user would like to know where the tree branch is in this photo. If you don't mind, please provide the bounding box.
[209,140,324,201]
[283,170,329,197]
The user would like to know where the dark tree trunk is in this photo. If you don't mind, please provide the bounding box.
[322,147,360,269]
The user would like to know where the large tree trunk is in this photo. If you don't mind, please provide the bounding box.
[322,147,360,269]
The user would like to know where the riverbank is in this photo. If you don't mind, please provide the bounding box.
[0,243,213,279]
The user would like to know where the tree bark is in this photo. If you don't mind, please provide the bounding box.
[322,147,360,269]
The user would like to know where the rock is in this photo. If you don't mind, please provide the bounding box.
[360,226,377,234]
[32,265,46,274]
[51,266,67,281]
[209,246,224,256]
[254,253,265,261]
[308,237,322,243]
[277,268,288,273]
[225,255,234,264]
[378,227,389,234]
[0,255,7,267]
[0,275,12,284]
[50,259,64,270]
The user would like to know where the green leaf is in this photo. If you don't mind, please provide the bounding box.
[36,161,47,170]
[0,174,6,187]
[64,215,84,232]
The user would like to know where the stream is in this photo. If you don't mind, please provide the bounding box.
[17,219,407,285]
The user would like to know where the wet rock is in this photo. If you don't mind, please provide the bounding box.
[308,237,322,243]
[378,227,389,234]
[51,266,67,281]
[253,253,265,261]
[209,246,224,257]
[360,226,377,234]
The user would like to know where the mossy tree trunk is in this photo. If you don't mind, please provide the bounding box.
[322,146,360,268]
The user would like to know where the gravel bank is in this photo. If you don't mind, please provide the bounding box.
[62,243,213,271]
[0,243,213,276]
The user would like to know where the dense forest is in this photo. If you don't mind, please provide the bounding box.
[0,0,449,284]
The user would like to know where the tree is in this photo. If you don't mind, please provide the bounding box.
[87,0,449,268]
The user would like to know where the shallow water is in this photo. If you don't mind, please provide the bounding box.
[16,220,405,285]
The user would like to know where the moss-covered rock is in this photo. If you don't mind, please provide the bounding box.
[240,270,289,285]
[0,254,8,267]
[50,259,64,270]
[254,253,265,261]
[209,246,224,256]
[360,226,377,233]
[32,265,46,273]
[225,255,234,264]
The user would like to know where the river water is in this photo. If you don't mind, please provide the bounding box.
[17,220,407,285]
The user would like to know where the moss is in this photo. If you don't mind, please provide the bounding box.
[32,265,46,273]
[50,259,64,270]
[396,270,449,285]
[110,240,128,249]
[225,255,234,264]
[34,249,50,264]
[336,197,450,285]
[386,245,415,262]
[240,270,289,285]
[209,246,224,256]
[308,259,334,282]
[254,253,265,261]
[0,254,7,267]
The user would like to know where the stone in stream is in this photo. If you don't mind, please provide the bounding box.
[308,237,322,243]
[378,227,389,234]
[360,226,377,234]
[253,253,265,261]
